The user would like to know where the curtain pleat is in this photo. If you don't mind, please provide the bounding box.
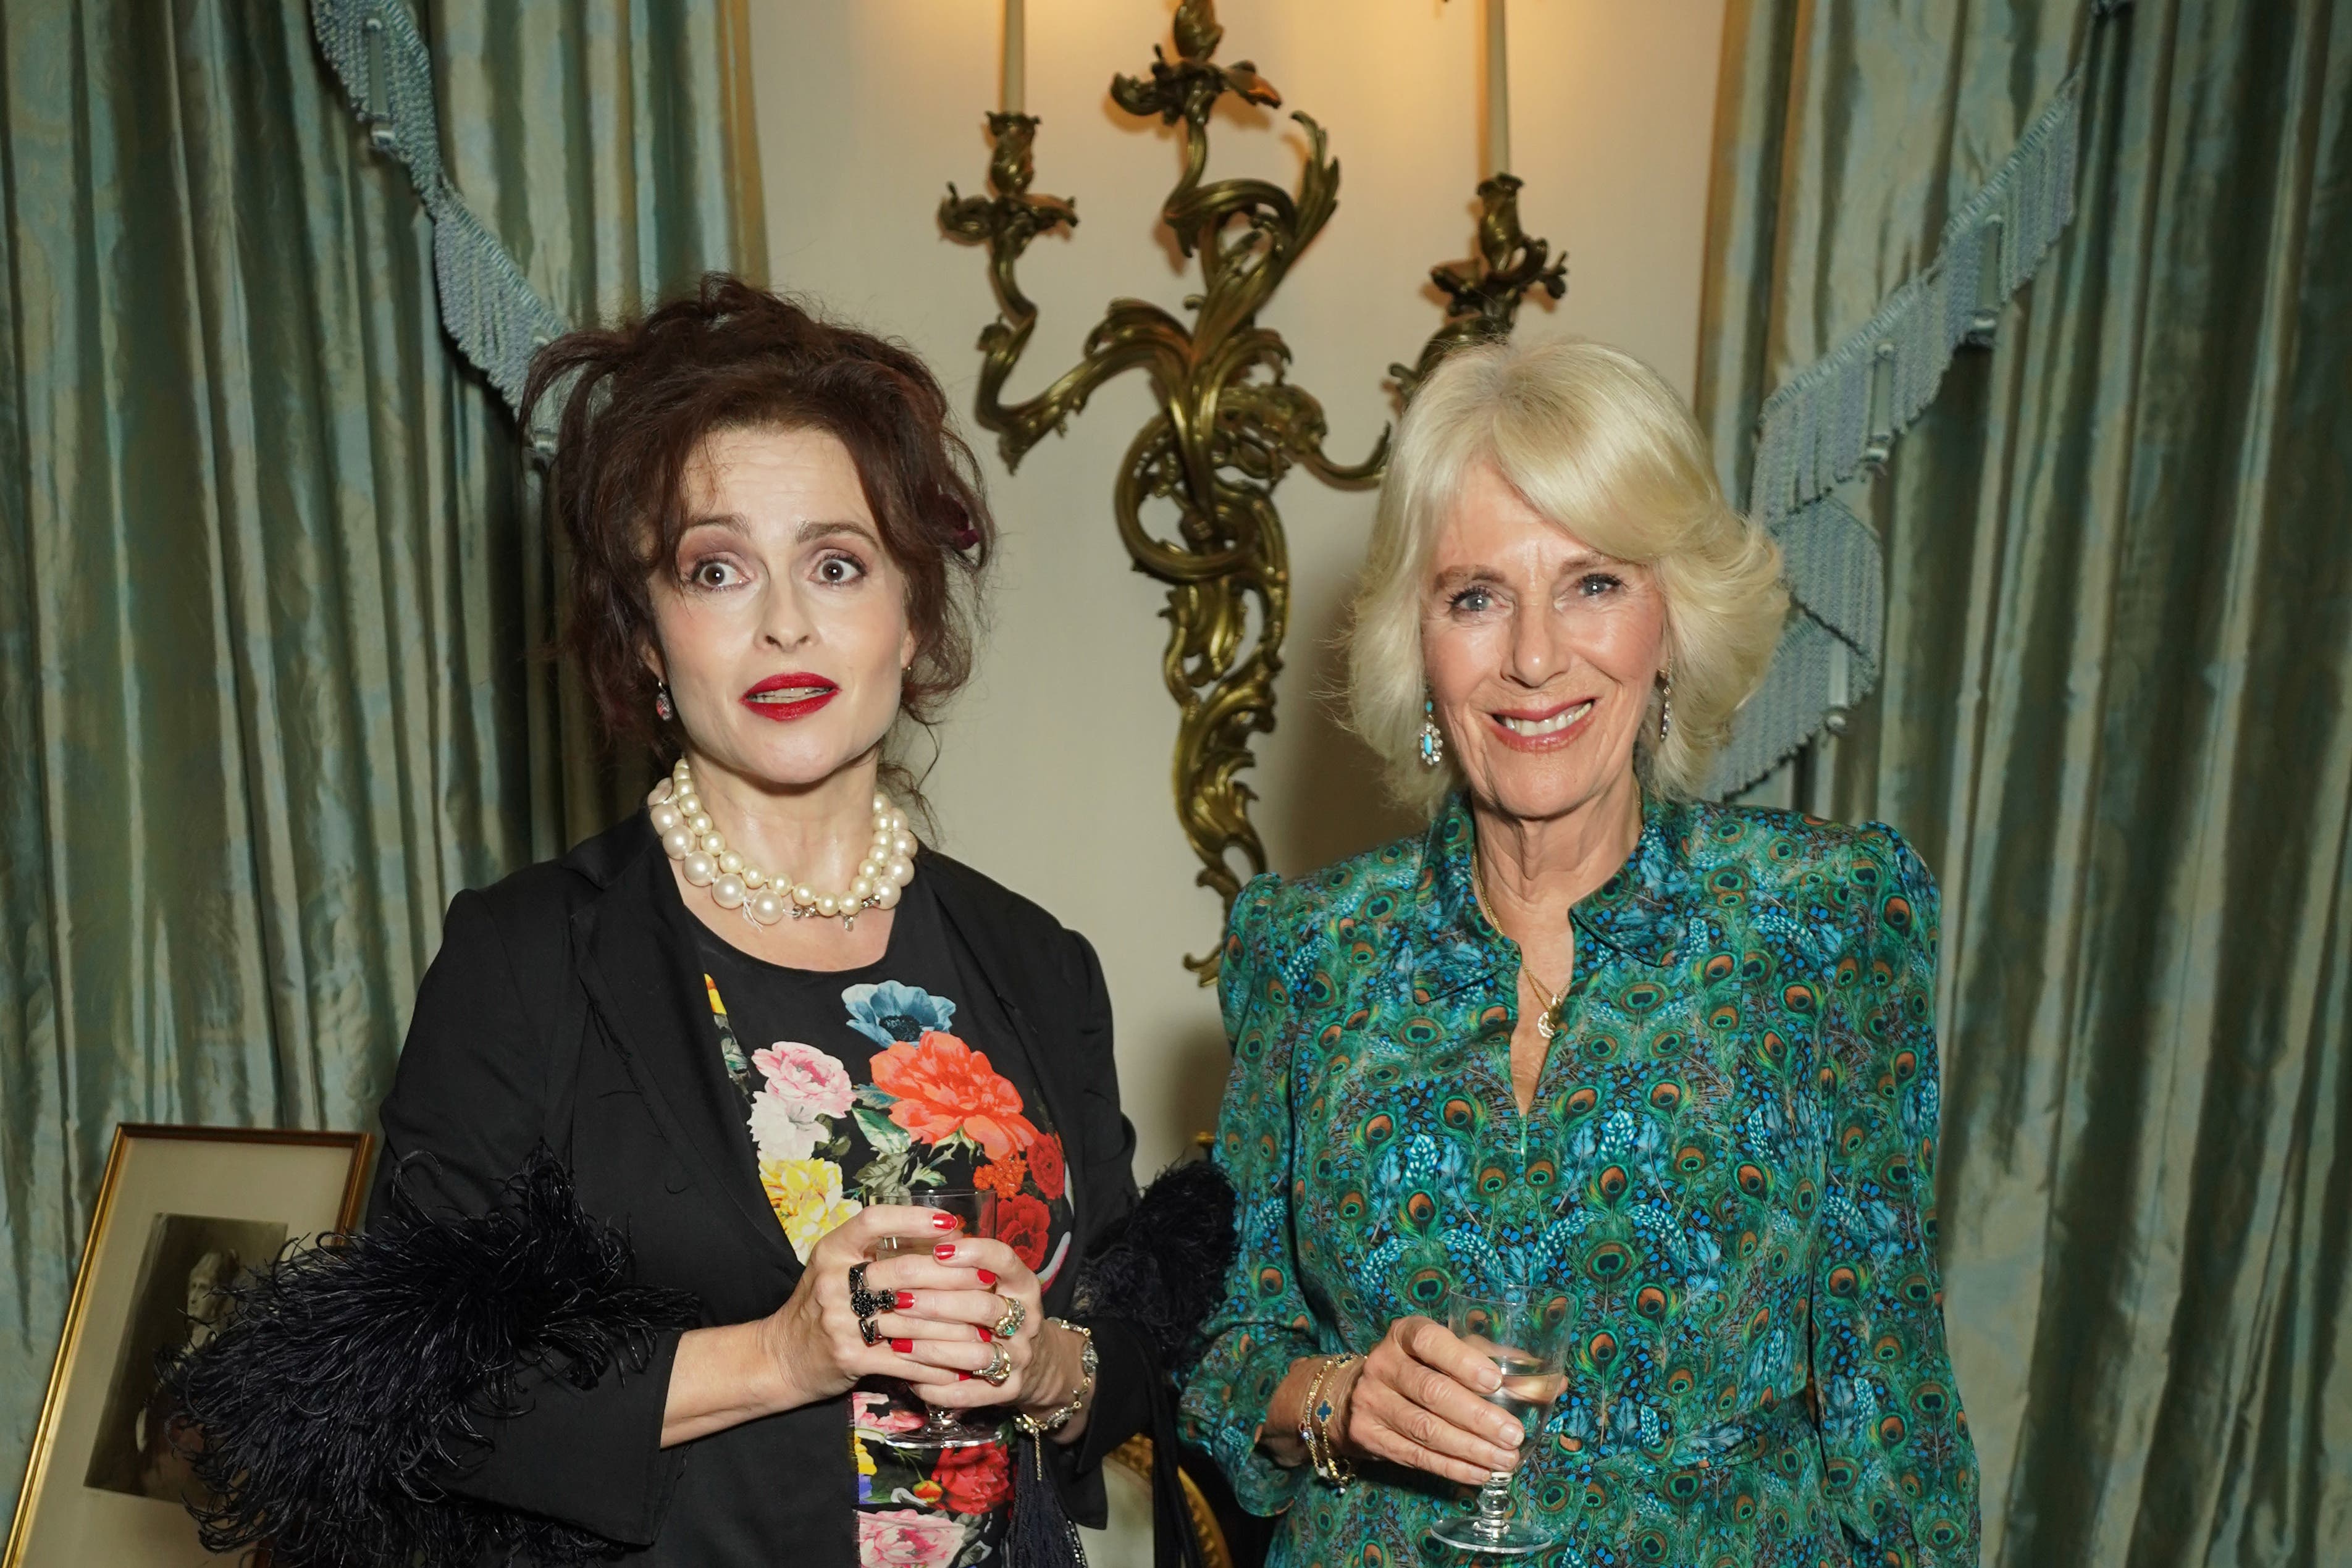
[0,0,763,1528]
[1699,2,2352,1562]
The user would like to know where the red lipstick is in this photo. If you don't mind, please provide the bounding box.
[741,672,839,723]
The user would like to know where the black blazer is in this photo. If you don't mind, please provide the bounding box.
[373,808,1148,1567]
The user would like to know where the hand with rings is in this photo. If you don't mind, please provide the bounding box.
[874,1231,1062,1411]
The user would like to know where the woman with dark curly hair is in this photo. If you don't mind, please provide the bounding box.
[172,276,1225,1568]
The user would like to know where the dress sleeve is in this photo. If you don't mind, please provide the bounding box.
[1812,828,1982,1566]
[372,887,688,1548]
[1177,875,1321,1517]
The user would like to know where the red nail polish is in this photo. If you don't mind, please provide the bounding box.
[976,1269,998,1287]
[896,1291,916,1310]
[934,1243,957,1261]
[978,1327,993,1342]
[931,1212,956,1230]
[957,1372,973,1381]
[890,1338,912,1353]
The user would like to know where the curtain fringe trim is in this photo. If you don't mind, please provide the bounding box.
[311,0,567,440]
[1712,59,2099,797]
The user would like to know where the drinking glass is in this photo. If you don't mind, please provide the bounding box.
[866,1186,1001,1449]
[1425,1289,1573,1556]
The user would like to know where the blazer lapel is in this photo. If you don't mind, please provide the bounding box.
[571,816,799,1281]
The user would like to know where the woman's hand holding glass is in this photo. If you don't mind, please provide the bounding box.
[877,1231,1062,1411]
[757,1204,986,1408]
[1330,1314,1530,1486]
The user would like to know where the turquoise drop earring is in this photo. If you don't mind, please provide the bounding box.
[1418,695,1445,769]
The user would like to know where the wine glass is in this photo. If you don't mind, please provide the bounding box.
[865,1186,1002,1449]
[1425,1289,1573,1556]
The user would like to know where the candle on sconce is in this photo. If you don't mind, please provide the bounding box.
[1484,0,1510,177]
[1002,0,1026,115]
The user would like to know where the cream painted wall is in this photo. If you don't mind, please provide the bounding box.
[747,0,1726,1177]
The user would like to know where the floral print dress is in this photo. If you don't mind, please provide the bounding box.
[694,876,1073,1568]
[1179,791,1980,1567]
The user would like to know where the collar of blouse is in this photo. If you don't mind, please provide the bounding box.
[1409,788,1694,997]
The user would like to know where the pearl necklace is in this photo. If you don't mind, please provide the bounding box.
[648,758,916,931]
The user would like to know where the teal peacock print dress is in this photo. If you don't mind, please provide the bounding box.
[1178,791,1980,1567]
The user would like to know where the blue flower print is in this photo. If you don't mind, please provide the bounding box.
[841,980,956,1047]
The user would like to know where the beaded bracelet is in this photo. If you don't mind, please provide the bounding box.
[1296,1354,1359,1489]
[1014,1319,1096,1435]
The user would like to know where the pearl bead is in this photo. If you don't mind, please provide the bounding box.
[663,759,914,929]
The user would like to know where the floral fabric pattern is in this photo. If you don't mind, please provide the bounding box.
[698,908,1072,1568]
[1178,792,1981,1568]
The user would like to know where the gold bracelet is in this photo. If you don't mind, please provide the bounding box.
[1014,1319,1096,1435]
[1296,1354,1358,1488]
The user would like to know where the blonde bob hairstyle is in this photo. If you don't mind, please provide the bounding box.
[1346,337,1787,812]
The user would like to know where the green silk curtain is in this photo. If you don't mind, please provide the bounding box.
[0,0,765,1525]
[1699,2,2351,1563]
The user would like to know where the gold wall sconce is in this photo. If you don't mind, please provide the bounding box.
[943,0,1563,979]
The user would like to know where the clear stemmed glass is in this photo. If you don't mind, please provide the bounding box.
[867,1186,1002,1449]
[1426,1288,1573,1556]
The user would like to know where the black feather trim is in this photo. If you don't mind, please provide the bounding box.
[161,1148,701,1568]
[1071,1159,1235,1370]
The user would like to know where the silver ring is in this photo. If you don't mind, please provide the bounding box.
[991,1295,1027,1340]
[980,1340,1012,1386]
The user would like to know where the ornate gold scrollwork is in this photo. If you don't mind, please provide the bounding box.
[943,1,1566,979]
[942,0,1385,981]
[1391,172,1569,401]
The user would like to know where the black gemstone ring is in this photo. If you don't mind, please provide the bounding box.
[847,1262,891,1320]
[858,1310,882,1346]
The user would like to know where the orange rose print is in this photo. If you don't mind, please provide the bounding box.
[868,1031,1041,1162]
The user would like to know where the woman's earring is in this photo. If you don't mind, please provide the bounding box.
[1656,674,1673,744]
[654,681,675,723]
[1419,695,1445,769]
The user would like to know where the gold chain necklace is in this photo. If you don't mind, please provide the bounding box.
[1470,854,1571,1041]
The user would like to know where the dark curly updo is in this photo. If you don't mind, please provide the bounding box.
[523,274,994,762]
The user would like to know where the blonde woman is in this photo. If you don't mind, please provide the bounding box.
[1179,339,1980,1565]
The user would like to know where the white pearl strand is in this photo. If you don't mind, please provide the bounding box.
[648,757,916,931]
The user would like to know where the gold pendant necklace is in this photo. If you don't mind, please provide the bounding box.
[1471,853,1571,1042]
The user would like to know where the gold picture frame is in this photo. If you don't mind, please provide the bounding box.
[5,1124,374,1568]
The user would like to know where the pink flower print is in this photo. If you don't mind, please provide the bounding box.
[857,1508,968,1568]
[850,1388,926,1438]
[753,1041,855,1118]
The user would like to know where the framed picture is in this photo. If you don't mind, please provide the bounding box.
[6,1124,374,1568]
